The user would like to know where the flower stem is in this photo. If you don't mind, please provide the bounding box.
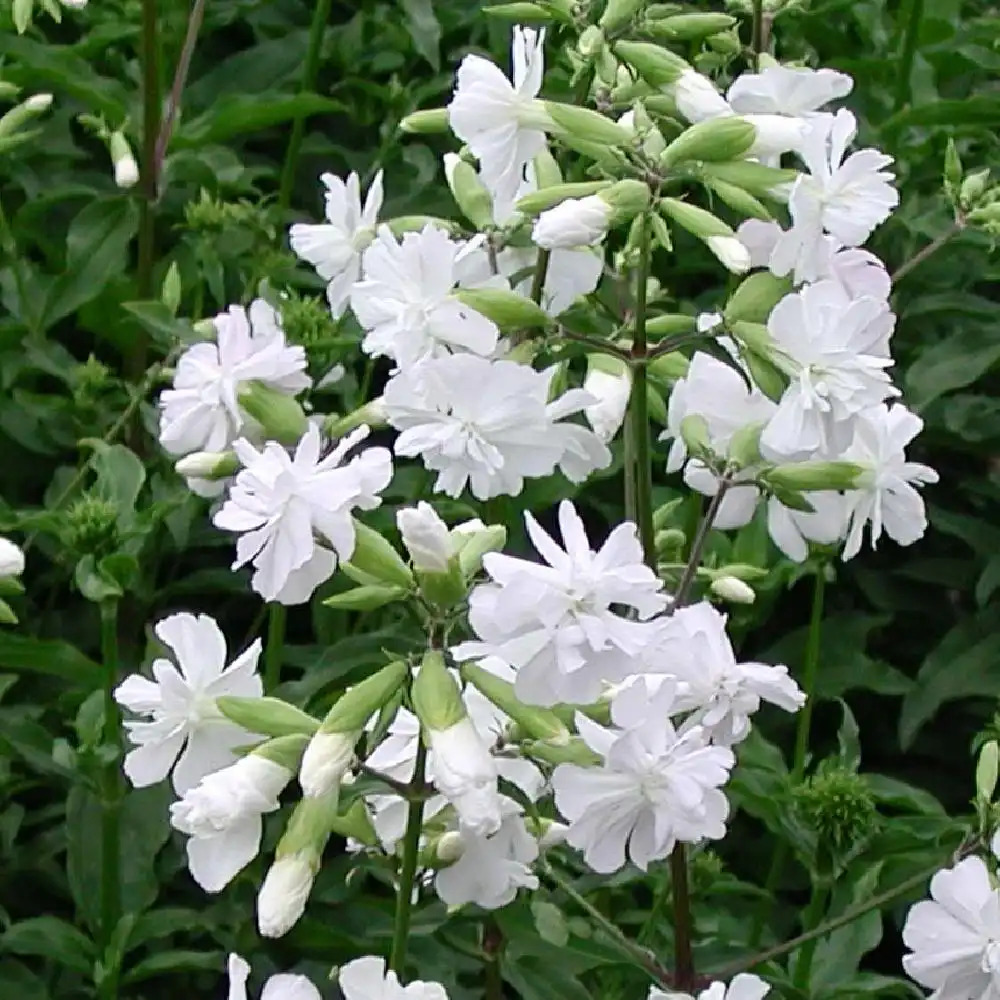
[389,740,428,975]
[482,918,505,1000]
[529,248,551,306]
[672,479,732,610]
[751,566,826,945]
[277,0,333,212]
[629,214,655,564]
[750,0,765,66]
[542,864,673,987]
[99,600,122,953]
[791,884,828,989]
[670,845,695,991]
[264,603,287,694]
[131,0,161,382]
[890,218,964,284]
[713,836,978,980]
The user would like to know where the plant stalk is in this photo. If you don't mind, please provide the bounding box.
[670,845,695,991]
[529,248,551,307]
[791,884,828,989]
[891,218,964,284]
[264,602,287,694]
[629,214,655,563]
[750,0,765,66]
[389,740,428,975]
[894,0,925,112]
[672,479,732,610]
[278,0,334,212]
[99,600,122,952]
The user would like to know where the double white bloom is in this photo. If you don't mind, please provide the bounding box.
[382,355,610,500]
[454,500,665,706]
[115,612,262,793]
[213,424,392,603]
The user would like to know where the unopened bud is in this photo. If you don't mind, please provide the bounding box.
[960,168,990,209]
[400,108,449,134]
[483,1,553,22]
[710,575,756,604]
[237,382,307,444]
[109,131,139,188]
[544,102,632,147]
[443,153,494,229]
[323,583,409,611]
[599,0,642,32]
[175,450,239,481]
[614,40,690,86]
[765,461,866,493]
[659,117,757,169]
[216,696,319,737]
[646,12,737,39]
[725,273,793,326]
[452,287,551,330]
[516,180,613,216]
[323,399,388,440]
[977,740,999,803]
[341,520,414,590]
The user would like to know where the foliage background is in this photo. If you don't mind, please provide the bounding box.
[0,0,998,997]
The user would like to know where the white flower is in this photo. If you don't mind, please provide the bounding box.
[761,280,898,459]
[382,354,610,500]
[552,684,734,873]
[257,854,315,939]
[434,807,539,910]
[213,423,392,604]
[707,235,752,273]
[501,244,603,316]
[171,754,291,892]
[114,613,262,793]
[157,300,309,457]
[397,502,453,572]
[583,360,631,443]
[651,602,804,746]
[453,500,665,706]
[728,66,852,117]
[650,973,771,1000]
[841,404,938,560]
[902,856,1000,1000]
[351,225,500,368]
[338,955,448,1000]
[766,492,847,563]
[298,731,356,799]
[426,716,502,836]
[290,169,384,318]
[673,69,732,123]
[770,110,899,282]
[661,352,776,528]
[0,537,25,577]
[448,26,550,222]
[227,953,321,1000]
[532,195,610,249]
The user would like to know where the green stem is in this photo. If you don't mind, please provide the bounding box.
[389,740,428,975]
[99,601,122,953]
[277,0,334,212]
[750,0,764,67]
[894,0,924,111]
[529,248,550,306]
[891,218,964,284]
[542,864,673,987]
[264,603,287,694]
[713,837,978,980]
[791,885,828,989]
[670,845,695,991]
[132,0,161,381]
[629,214,655,564]
[673,479,731,610]
[483,918,505,1000]
[751,567,826,945]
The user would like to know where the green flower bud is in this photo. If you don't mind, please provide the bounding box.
[319,660,409,736]
[330,797,378,846]
[679,413,713,460]
[0,599,17,625]
[64,492,119,557]
[659,198,750,273]
[713,562,768,582]
[655,528,686,557]
[544,102,633,147]
[977,740,999,803]
[341,520,415,591]
[794,763,879,863]
[399,108,449,134]
[175,451,239,481]
[599,0,643,32]
[614,40,690,86]
[452,287,551,331]
[659,117,757,169]
[0,92,52,140]
[577,25,606,58]
[960,168,991,209]
[705,179,772,221]
[726,420,765,469]
[523,736,601,767]
[482,1,553,23]
[725,273,793,326]
[323,584,410,611]
[645,12,736,38]
[460,661,569,742]
[532,148,563,189]
[323,400,388,440]
[646,314,698,338]
[385,215,462,236]
[251,733,311,772]
[648,350,690,383]
[443,153,494,229]
[652,497,684,530]
[943,138,962,199]
[216,696,320,737]
[699,161,798,199]
[453,523,507,578]
[412,650,466,732]
[236,382,307,445]
[516,181,609,218]
[764,461,866,493]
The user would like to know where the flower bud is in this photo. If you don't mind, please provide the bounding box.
[726,420,764,469]
[258,853,317,938]
[577,24,605,58]
[459,661,570,742]
[483,1,553,22]
[0,538,25,579]
[679,414,712,459]
[700,161,797,200]
[724,273,793,326]
[341,519,414,590]
[613,40,690,86]
[323,399,388,440]
[330,798,378,846]
[672,69,731,122]
[452,287,551,330]
[705,179,771,222]
[709,575,756,604]
[532,147,563,189]
[400,108,449,134]
[397,502,467,607]
[943,138,962,199]
[646,313,698,338]
[543,102,632,147]
[960,168,991,209]
[236,382,307,444]
[452,521,507,578]
[109,131,139,188]
[644,12,736,39]
[412,650,465,732]
[659,198,751,273]
[659,117,757,169]
[764,461,866,492]
[655,528,686,557]
[433,830,466,864]
[0,92,52,144]
[443,153,494,229]
[652,498,684,530]
[215,696,320,737]
[174,450,239,481]
[322,584,410,611]
[583,354,631,443]
[977,740,999,803]
[532,195,609,249]
[427,716,502,836]
[598,0,643,31]
[516,180,613,216]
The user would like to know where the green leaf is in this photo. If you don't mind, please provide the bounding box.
[899,613,1000,748]
[74,554,124,603]
[531,900,570,948]
[175,93,346,146]
[0,633,101,686]
[1,917,95,974]
[905,325,1000,410]
[41,198,139,332]
[401,0,442,69]
[885,95,1000,130]
[121,301,200,348]
[120,949,226,985]
[87,442,146,514]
